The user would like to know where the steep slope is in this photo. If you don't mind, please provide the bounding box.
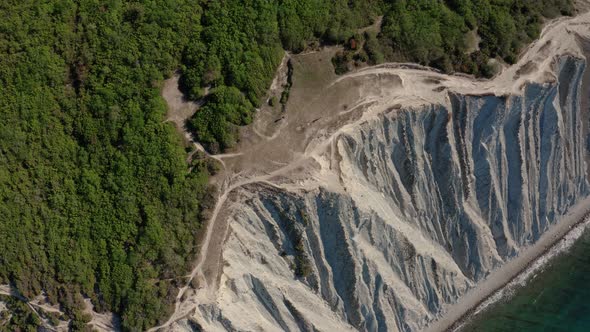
[160,14,590,332]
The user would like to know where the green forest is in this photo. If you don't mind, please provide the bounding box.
[0,0,574,330]
[334,0,574,76]
[0,1,210,330]
[378,0,574,75]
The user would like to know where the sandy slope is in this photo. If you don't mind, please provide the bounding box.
[6,10,590,332]
[142,12,590,332]
[3,10,585,332]
[424,197,590,332]
[0,9,586,332]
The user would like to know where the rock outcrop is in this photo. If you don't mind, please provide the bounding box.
[166,15,590,332]
[187,55,589,332]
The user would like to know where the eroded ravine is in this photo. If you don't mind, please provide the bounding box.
[157,13,590,332]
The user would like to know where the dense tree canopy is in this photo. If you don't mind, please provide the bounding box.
[330,0,573,77]
[0,0,575,330]
[184,0,574,153]
[184,0,382,153]
[189,86,254,153]
[377,0,574,75]
[0,0,209,330]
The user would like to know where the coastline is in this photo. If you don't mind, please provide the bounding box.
[424,196,590,332]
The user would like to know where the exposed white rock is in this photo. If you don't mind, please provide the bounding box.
[160,13,590,332]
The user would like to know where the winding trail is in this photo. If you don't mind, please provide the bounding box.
[2,10,590,332]
[154,12,590,331]
[0,285,63,331]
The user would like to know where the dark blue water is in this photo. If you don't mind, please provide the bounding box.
[460,228,590,332]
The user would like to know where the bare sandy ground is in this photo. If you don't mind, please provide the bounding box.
[162,74,202,132]
[1,11,586,332]
[576,0,590,13]
[146,12,590,332]
[4,11,589,332]
[0,10,590,331]
[0,285,68,331]
[424,197,590,332]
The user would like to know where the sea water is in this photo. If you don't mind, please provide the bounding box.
[459,227,590,332]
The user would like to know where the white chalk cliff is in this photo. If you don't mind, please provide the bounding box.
[165,14,590,332]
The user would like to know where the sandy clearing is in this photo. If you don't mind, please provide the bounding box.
[85,298,118,331]
[162,74,203,130]
[424,196,590,332]
[0,10,587,332]
[152,12,590,331]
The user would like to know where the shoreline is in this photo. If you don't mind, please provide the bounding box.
[424,196,590,332]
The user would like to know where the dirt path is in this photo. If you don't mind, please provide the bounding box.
[150,13,590,331]
[358,15,383,35]
[0,285,64,331]
[147,149,320,331]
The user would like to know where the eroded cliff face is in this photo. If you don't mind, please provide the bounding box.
[342,57,589,278]
[186,55,590,332]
